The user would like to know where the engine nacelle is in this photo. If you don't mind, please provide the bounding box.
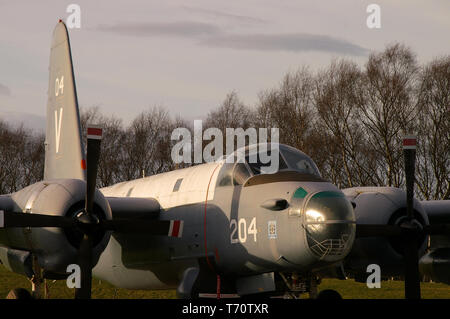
[342,187,429,280]
[0,179,112,274]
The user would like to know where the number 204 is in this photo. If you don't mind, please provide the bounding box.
[230,217,257,244]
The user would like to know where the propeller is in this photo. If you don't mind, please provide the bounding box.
[401,135,421,299]
[0,124,181,299]
[74,125,102,299]
[356,135,450,299]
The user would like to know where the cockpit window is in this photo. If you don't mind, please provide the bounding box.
[217,144,321,187]
[281,147,321,176]
[245,150,288,175]
[217,163,233,186]
[233,163,252,185]
[217,162,252,187]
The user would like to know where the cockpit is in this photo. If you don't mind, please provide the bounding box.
[215,143,355,263]
[216,143,321,187]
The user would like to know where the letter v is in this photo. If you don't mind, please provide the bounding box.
[55,107,63,153]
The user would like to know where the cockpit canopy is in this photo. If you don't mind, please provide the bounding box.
[217,143,321,187]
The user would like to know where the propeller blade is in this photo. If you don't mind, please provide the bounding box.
[403,231,421,299]
[424,224,450,235]
[403,135,416,219]
[85,125,103,216]
[402,135,421,299]
[0,210,75,228]
[101,219,182,236]
[73,125,103,299]
[355,224,403,238]
[75,233,93,299]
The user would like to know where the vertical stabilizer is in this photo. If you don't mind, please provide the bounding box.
[44,21,86,180]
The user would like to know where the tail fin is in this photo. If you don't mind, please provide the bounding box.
[44,21,86,180]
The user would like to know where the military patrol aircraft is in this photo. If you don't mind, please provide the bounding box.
[0,21,449,300]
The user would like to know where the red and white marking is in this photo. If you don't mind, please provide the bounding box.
[168,220,184,238]
[403,135,417,149]
[87,125,103,140]
[198,293,240,298]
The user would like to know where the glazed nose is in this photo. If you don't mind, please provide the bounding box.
[302,191,356,261]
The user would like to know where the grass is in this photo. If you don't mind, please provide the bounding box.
[0,265,176,299]
[1,265,449,299]
[317,277,450,299]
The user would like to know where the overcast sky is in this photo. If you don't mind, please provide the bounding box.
[0,0,449,130]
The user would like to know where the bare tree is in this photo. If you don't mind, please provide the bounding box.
[314,60,382,187]
[122,107,176,180]
[256,68,315,151]
[205,91,253,130]
[81,106,188,186]
[416,56,450,200]
[203,91,254,158]
[1,43,447,201]
[21,132,45,187]
[0,120,44,193]
[80,106,127,187]
[358,43,419,187]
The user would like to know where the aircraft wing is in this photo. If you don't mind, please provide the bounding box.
[421,200,450,224]
[106,197,161,219]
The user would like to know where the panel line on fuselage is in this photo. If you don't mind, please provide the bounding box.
[204,164,221,271]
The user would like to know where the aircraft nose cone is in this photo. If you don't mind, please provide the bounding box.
[303,191,356,261]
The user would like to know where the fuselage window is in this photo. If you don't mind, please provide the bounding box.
[173,178,183,192]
